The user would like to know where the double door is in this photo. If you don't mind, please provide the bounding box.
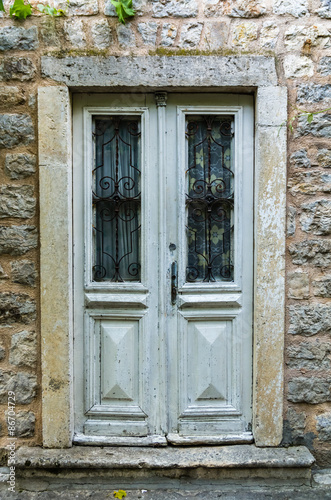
[73,92,254,444]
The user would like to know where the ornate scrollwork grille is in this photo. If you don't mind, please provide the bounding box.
[186,115,234,283]
[92,115,141,282]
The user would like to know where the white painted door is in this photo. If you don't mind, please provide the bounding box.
[73,93,254,445]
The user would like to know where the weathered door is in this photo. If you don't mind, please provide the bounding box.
[73,92,254,445]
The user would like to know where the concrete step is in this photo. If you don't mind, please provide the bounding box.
[6,445,315,493]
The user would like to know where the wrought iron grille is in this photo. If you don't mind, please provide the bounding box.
[186,115,234,283]
[92,116,141,282]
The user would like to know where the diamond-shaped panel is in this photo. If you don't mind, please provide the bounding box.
[101,322,138,402]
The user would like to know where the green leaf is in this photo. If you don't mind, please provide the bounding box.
[10,0,32,19]
[111,0,135,24]
[0,0,5,13]
[307,113,314,124]
[38,2,65,16]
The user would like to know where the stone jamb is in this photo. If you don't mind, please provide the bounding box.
[38,56,287,448]
[38,86,73,448]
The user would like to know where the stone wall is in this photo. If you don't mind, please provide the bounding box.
[0,0,331,465]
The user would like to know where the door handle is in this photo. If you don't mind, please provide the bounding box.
[171,261,178,305]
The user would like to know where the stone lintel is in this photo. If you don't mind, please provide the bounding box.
[15,445,314,470]
[41,55,278,88]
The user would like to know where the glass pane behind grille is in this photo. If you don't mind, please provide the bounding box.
[186,115,234,283]
[92,116,141,282]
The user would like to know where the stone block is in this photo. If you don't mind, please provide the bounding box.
[64,20,86,48]
[161,23,177,46]
[38,87,70,167]
[0,185,35,219]
[288,171,331,196]
[225,0,266,18]
[319,57,331,75]
[203,22,229,50]
[138,22,158,46]
[28,94,36,108]
[0,114,34,149]
[317,149,331,168]
[287,407,306,437]
[297,84,331,103]
[152,0,198,17]
[40,17,59,47]
[288,377,331,403]
[5,410,35,438]
[256,86,287,126]
[0,87,25,107]
[285,25,331,52]
[273,0,309,17]
[1,57,36,81]
[105,0,146,16]
[9,330,37,368]
[204,0,223,17]
[0,292,36,324]
[41,55,278,87]
[288,271,309,299]
[260,21,279,48]
[289,304,331,336]
[287,341,331,370]
[283,55,314,79]
[300,200,331,235]
[287,206,296,236]
[0,225,37,256]
[179,22,203,48]
[313,276,331,297]
[116,25,136,47]
[317,0,331,18]
[5,154,36,180]
[290,149,311,168]
[289,239,331,267]
[0,26,38,51]
[297,113,331,137]
[232,21,258,48]
[0,370,37,404]
[68,0,98,15]
[0,264,8,280]
[11,260,37,287]
[91,19,112,49]
[0,345,5,360]
[317,413,331,441]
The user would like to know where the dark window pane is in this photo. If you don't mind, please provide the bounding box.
[92,116,141,282]
[186,115,234,283]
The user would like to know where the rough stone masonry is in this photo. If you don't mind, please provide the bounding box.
[0,0,331,466]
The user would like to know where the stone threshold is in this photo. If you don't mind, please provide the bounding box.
[15,445,314,470]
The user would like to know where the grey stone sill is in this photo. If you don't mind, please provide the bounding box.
[15,445,314,470]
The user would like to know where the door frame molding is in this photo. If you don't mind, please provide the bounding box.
[38,55,287,448]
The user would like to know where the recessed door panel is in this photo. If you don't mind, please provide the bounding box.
[101,320,138,403]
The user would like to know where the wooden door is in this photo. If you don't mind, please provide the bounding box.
[73,93,253,445]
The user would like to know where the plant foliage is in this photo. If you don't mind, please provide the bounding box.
[1,0,133,22]
[1,0,65,18]
[9,0,32,18]
[113,490,127,499]
[111,0,135,24]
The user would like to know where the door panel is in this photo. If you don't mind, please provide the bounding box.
[166,94,253,443]
[73,93,254,445]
